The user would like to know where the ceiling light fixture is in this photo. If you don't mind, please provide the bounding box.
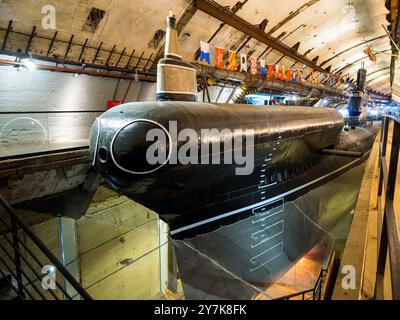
[22,53,36,71]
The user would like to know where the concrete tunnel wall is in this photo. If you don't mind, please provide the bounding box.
[0,65,157,157]
[0,63,244,157]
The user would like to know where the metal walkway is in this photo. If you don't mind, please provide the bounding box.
[332,115,400,300]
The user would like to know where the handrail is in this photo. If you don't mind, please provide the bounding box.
[0,194,92,300]
[344,115,380,129]
[275,269,327,300]
[0,146,89,162]
[376,115,400,299]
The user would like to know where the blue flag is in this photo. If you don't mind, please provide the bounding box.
[260,59,266,74]
[292,69,297,83]
[200,41,211,65]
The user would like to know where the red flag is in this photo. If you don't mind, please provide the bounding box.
[268,64,274,79]
[215,47,224,69]
[250,57,257,75]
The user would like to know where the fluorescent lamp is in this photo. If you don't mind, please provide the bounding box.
[22,58,36,71]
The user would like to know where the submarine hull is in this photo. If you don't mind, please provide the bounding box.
[89,101,377,237]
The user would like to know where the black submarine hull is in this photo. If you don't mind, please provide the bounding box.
[89,101,377,238]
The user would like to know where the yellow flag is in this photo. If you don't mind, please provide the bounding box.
[227,50,238,71]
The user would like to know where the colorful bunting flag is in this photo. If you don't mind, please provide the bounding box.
[286,68,291,82]
[268,64,274,79]
[227,50,238,71]
[199,41,211,65]
[260,59,266,74]
[198,39,328,85]
[292,69,297,82]
[274,65,280,79]
[314,72,321,84]
[240,54,248,72]
[328,73,336,85]
[215,46,224,69]
[281,66,286,81]
[297,69,303,82]
[250,57,257,75]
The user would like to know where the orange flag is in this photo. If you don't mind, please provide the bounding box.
[227,50,238,71]
[296,69,301,82]
[286,68,291,82]
[281,66,286,81]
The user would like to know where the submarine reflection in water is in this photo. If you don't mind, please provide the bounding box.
[89,102,378,298]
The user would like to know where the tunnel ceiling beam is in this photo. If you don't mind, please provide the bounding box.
[194,0,326,73]
[319,35,388,67]
[195,0,249,61]
[333,49,391,74]
[367,67,391,77]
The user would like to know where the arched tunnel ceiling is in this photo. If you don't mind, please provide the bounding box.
[0,0,392,95]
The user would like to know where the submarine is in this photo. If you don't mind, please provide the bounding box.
[89,13,378,239]
[89,13,379,298]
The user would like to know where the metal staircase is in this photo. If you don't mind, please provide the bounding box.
[0,272,18,300]
[0,194,92,300]
[275,269,327,300]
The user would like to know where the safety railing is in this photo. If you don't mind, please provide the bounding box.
[376,115,400,300]
[275,269,327,300]
[0,194,92,300]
